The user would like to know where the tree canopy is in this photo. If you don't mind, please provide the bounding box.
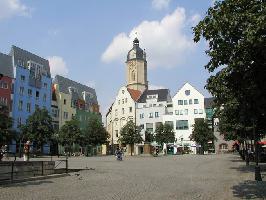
[21,108,54,151]
[119,120,143,155]
[190,119,216,154]
[193,0,266,139]
[83,114,109,146]
[58,118,82,153]
[155,123,175,147]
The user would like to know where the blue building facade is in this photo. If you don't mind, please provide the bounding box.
[9,46,52,153]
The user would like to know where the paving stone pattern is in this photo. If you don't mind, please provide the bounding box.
[0,154,265,200]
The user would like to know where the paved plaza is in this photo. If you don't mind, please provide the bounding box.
[0,154,265,200]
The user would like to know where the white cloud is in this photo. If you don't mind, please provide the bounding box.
[152,0,171,10]
[48,56,69,77]
[149,84,166,90]
[0,0,31,20]
[101,7,196,69]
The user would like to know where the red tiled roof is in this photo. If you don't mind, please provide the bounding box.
[127,88,142,101]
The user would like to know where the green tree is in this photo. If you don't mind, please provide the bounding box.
[193,0,266,139]
[154,123,175,151]
[0,105,15,146]
[190,119,216,154]
[21,108,53,153]
[83,115,109,146]
[144,130,154,143]
[119,120,143,156]
[58,118,82,155]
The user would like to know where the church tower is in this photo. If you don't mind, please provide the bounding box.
[126,38,148,92]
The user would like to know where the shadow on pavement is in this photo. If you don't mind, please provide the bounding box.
[0,180,53,188]
[231,180,266,199]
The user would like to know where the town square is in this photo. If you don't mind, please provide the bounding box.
[0,0,266,199]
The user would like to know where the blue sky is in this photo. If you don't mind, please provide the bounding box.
[0,0,213,117]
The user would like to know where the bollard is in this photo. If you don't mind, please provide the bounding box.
[66,159,68,174]
[11,162,14,183]
[41,161,44,176]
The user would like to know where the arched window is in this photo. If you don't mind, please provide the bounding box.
[131,70,135,81]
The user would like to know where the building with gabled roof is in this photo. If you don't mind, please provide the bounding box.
[53,75,101,130]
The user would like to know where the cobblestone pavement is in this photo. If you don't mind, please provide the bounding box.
[0,154,266,200]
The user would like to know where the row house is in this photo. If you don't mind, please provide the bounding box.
[0,52,13,115]
[53,75,101,131]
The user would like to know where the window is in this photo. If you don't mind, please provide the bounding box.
[52,109,58,118]
[118,100,120,105]
[19,87,24,95]
[26,103,31,113]
[189,99,192,105]
[180,110,183,115]
[115,109,118,116]
[194,109,198,114]
[129,107,132,112]
[184,109,188,115]
[140,113,144,119]
[159,104,163,107]
[63,112,68,119]
[0,81,8,89]
[125,98,127,103]
[21,75,25,81]
[146,123,153,133]
[199,109,203,114]
[43,83,47,88]
[178,100,183,105]
[43,94,47,102]
[36,91,39,100]
[28,89,32,96]
[155,112,159,118]
[35,104,39,110]
[115,130,118,137]
[149,104,152,107]
[184,100,188,105]
[149,113,153,118]
[185,90,190,96]
[155,122,162,128]
[64,99,66,105]
[165,121,174,128]
[122,99,124,104]
[143,105,147,108]
[175,110,179,115]
[194,99,199,104]
[176,120,189,130]
[18,100,23,111]
[153,104,156,107]
[122,108,124,114]
[0,97,7,105]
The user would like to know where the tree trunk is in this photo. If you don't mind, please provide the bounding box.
[131,144,133,156]
[200,143,203,155]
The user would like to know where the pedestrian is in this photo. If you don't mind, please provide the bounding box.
[23,141,30,161]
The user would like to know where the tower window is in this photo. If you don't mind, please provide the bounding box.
[131,71,136,81]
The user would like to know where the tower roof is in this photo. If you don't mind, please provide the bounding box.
[127,38,146,61]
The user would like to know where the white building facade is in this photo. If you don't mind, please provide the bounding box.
[106,86,141,147]
[163,83,206,154]
[136,89,172,139]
